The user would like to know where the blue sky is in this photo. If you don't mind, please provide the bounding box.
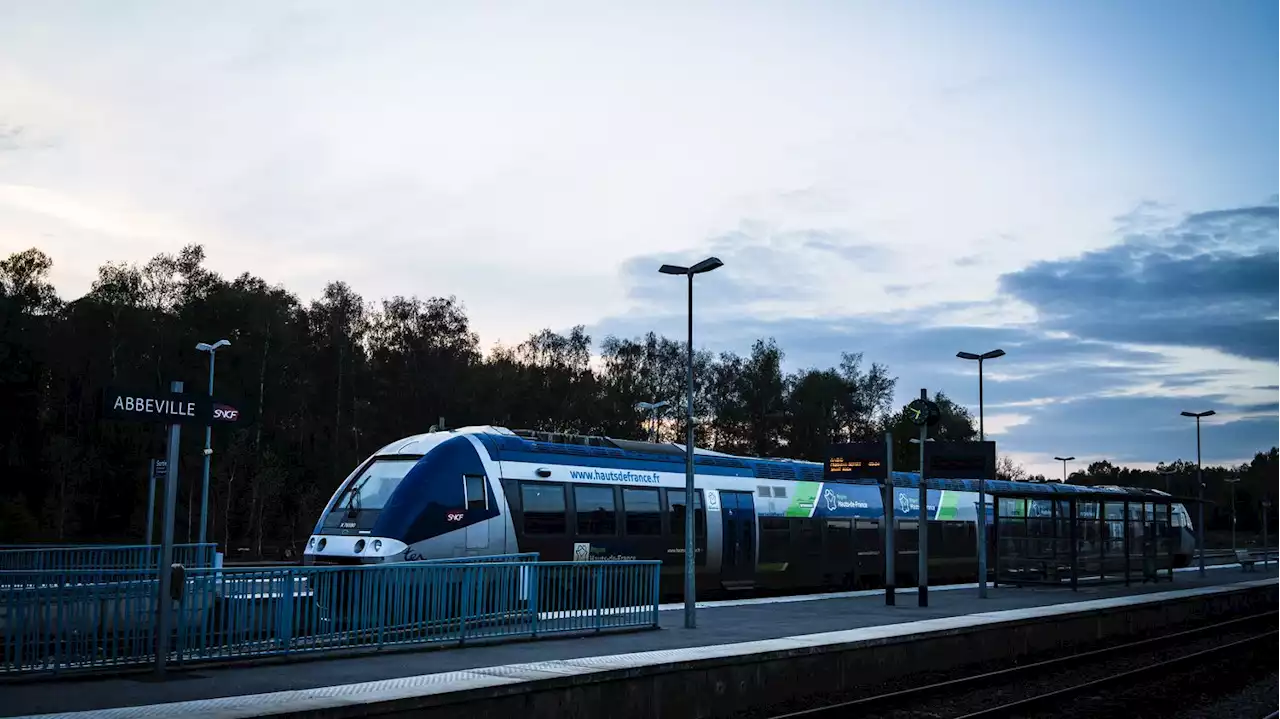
[1,1,1275,475]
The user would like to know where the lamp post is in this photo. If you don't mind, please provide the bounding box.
[1224,477,1241,553]
[634,400,671,442]
[956,348,1003,599]
[1180,409,1215,577]
[659,256,723,629]
[195,339,231,547]
[1054,456,1075,483]
[1156,465,1178,494]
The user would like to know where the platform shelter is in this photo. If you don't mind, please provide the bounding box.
[987,482,1187,590]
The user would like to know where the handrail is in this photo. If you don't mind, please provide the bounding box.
[0,558,661,677]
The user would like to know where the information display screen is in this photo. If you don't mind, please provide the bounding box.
[825,442,888,481]
[924,441,996,479]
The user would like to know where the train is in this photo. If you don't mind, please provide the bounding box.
[303,426,1197,595]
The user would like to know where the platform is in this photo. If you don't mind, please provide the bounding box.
[5,563,1277,719]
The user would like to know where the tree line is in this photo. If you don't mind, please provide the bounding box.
[1,245,1274,555]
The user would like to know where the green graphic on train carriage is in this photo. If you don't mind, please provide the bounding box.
[786,481,821,517]
[935,490,961,520]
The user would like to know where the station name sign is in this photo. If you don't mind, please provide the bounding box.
[101,387,244,425]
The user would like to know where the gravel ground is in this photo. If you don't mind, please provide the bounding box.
[871,625,1274,719]
[733,613,1276,719]
[1171,672,1278,719]
[1033,635,1277,719]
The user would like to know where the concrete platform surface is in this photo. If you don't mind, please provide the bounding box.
[4,563,1276,718]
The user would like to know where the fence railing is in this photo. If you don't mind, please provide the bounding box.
[0,559,661,676]
[0,544,218,574]
[422,552,540,564]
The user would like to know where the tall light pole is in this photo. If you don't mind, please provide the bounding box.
[195,339,231,547]
[635,400,671,442]
[1180,409,1215,577]
[659,256,723,629]
[955,349,1005,441]
[1224,477,1241,553]
[1054,456,1075,483]
[956,348,1003,599]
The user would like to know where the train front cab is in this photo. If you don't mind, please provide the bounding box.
[303,435,517,628]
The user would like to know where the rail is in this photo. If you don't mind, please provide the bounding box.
[766,611,1278,718]
[0,543,217,574]
[0,558,661,676]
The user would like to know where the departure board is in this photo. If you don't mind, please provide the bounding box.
[825,442,888,481]
[924,441,996,479]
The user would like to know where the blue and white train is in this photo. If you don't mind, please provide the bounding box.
[303,426,1196,594]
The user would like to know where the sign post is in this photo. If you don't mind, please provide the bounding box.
[825,440,890,605]
[155,381,182,676]
[922,440,998,597]
[145,459,166,546]
[884,431,895,606]
[99,384,243,677]
[907,389,940,608]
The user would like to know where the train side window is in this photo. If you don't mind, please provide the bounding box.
[574,485,617,536]
[667,489,705,538]
[759,517,790,564]
[463,474,487,511]
[520,482,567,535]
[623,488,662,536]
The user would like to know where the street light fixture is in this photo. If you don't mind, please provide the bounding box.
[1180,409,1215,577]
[659,256,723,629]
[955,348,1003,599]
[195,339,231,547]
[1053,456,1075,483]
[634,400,671,442]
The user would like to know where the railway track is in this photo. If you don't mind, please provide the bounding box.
[759,611,1278,719]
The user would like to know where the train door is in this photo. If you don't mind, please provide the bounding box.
[719,490,756,586]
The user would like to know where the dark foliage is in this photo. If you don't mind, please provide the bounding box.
[0,245,1273,554]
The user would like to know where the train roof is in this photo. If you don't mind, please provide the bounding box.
[376,426,1179,503]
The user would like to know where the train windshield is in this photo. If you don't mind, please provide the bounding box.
[331,458,419,512]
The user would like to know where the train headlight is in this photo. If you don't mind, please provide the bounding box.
[354,539,366,553]
[317,538,327,552]
[372,539,383,552]
[307,537,316,549]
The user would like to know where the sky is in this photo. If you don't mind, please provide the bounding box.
[1,0,1276,477]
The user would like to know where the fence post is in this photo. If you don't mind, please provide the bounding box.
[651,563,661,627]
[529,563,539,637]
[459,566,472,645]
[594,565,603,632]
[280,571,294,654]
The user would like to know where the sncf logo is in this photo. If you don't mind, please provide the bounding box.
[446,512,465,523]
[212,404,240,421]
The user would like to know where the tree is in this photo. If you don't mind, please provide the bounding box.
[995,455,1028,482]
[2,243,1274,553]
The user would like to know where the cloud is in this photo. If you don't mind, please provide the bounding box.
[996,394,1277,467]
[587,197,1279,473]
[998,202,1279,360]
[616,222,900,317]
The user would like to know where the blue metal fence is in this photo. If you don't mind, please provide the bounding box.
[423,552,539,564]
[0,544,218,573]
[0,559,661,676]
